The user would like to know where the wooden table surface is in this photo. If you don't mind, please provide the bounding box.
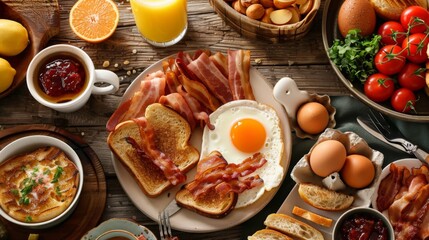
[0,0,350,239]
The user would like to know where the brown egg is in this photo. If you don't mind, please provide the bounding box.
[309,140,347,177]
[296,102,329,135]
[341,154,375,189]
[337,0,376,38]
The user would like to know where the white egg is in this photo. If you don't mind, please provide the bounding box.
[201,100,284,208]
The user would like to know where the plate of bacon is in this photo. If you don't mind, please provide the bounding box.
[371,158,429,240]
[107,50,292,233]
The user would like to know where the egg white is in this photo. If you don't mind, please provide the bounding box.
[201,100,284,208]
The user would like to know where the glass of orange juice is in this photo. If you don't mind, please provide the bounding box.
[130,0,187,47]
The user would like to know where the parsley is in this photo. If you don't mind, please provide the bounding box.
[328,29,381,83]
[43,169,51,175]
[19,178,36,205]
[55,186,61,196]
[51,166,63,183]
[10,189,19,196]
[25,216,32,222]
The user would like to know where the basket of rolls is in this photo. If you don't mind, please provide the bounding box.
[209,0,321,42]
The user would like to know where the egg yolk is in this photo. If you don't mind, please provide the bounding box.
[230,118,266,153]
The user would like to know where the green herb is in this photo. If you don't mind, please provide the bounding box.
[19,178,36,205]
[25,216,32,222]
[51,166,63,183]
[10,189,19,196]
[43,169,51,175]
[55,186,61,196]
[328,29,381,83]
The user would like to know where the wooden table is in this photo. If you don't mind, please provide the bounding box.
[0,0,350,239]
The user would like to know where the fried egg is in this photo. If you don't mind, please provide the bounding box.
[201,100,284,208]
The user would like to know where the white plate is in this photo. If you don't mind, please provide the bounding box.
[81,218,156,240]
[111,53,293,233]
[371,158,423,217]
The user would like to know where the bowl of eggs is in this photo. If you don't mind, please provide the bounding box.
[209,0,321,42]
[291,128,384,207]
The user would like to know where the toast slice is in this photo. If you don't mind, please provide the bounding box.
[107,103,199,197]
[264,213,324,240]
[292,206,333,228]
[248,229,293,240]
[298,183,354,211]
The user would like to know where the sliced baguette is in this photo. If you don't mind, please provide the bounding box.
[298,183,354,211]
[264,213,324,240]
[175,185,237,219]
[292,206,333,228]
[107,103,199,197]
[248,229,293,240]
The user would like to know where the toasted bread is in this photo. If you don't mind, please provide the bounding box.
[0,147,79,223]
[292,206,333,228]
[248,229,293,240]
[298,183,354,211]
[175,185,237,219]
[107,103,199,197]
[370,0,427,20]
[264,213,324,240]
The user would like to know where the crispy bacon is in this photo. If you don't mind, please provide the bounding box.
[165,71,181,94]
[209,52,228,78]
[228,50,255,100]
[377,163,406,211]
[159,93,197,130]
[176,86,214,130]
[185,153,267,198]
[187,52,233,104]
[106,71,166,131]
[126,117,186,185]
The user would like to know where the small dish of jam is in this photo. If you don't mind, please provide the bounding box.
[333,207,394,240]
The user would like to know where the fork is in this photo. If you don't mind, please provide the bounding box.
[158,209,173,240]
[367,109,429,164]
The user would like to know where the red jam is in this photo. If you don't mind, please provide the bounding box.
[38,55,86,97]
[340,213,389,240]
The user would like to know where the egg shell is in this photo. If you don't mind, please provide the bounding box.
[341,154,375,189]
[309,140,346,177]
[337,0,376,38]
[296,102,329,135]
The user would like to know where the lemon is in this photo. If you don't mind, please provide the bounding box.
[0,19,29,56]
[0,58,16,93]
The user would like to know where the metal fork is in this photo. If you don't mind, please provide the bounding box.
[158,209,173,240]
[367,109,429,164]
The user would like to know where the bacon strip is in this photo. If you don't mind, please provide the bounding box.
[106,71,166,131]
[210,52,228,78]
[228,50,255,100]
[187,52,233,104]
[159,93,197,130]
[176,86,214,130]
[185,153,267,198]
[377,163,406,211]
[126,117,186,185]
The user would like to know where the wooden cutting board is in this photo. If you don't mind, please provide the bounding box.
[0,125,107,240]
[0,0,60,99]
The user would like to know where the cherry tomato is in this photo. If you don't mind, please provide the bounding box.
[400,6,429,34]
[398,62,426,91]
[378,21,407,45]
[364,73,395,102]
[374,45,407,75]
[402,33,429,63]
[391,88,417,113]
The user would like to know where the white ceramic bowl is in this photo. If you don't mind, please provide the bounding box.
[332,207,394,240]
[0,135,84,229]
[81,218,157,240]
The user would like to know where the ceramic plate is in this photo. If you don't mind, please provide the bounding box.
[81,218,156,240]
[111,53,292,233]
[321,0,429,122]
[371,158,423,217]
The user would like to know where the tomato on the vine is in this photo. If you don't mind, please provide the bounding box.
[398,62,426,91]
[391,88,417,113]
[374,45,407,75]
[402,33,429,63]
[378,21,407,45]
[364,73,395,102]
[400,6,429,34]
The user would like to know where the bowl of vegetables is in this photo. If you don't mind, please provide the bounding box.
[322,0,429,122]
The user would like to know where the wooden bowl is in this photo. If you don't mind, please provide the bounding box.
[322,0,429,122]
[209,0,321,42]
[0,0,60,99]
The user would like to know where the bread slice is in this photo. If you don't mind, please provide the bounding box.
[370,0,427,20]
[248,229,293,240]
[175,185,237,219]
[298,183,354,211]
[264,213,324,240]
[107,103,199,197]
[292,206,333,228]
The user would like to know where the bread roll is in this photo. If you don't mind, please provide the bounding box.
[264,213,324,240]
[370,0,428,20]
[248,229,293,240]
[298,183,354,211]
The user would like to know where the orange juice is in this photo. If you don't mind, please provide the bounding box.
[130,0,187,46]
